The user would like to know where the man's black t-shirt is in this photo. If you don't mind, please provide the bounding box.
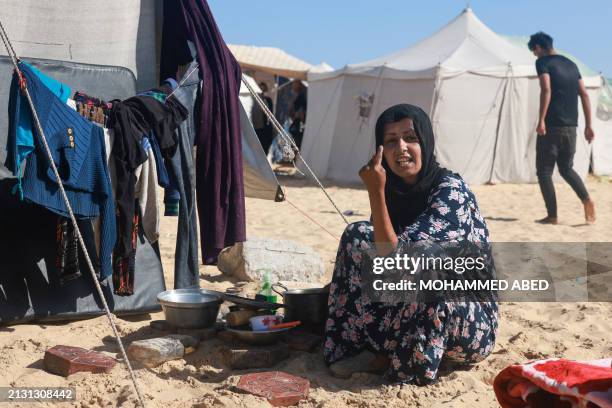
[536,55,582,127]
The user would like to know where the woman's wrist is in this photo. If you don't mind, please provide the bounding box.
[368,188,385,200]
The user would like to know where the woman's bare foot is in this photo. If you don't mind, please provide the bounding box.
[329,351,389,378]
[583,199,595,224]
[536,216,558,224]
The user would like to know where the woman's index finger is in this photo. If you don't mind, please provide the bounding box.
[374,145,384,165]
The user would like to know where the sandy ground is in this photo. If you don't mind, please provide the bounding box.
[1,175,611,407]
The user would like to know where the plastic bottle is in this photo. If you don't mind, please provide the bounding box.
[258,270,277,304]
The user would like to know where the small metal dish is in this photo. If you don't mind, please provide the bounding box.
[157,288,222,329]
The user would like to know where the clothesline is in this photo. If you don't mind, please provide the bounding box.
[165,62,200,102]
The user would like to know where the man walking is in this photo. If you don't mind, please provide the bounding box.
[528,31,596,224]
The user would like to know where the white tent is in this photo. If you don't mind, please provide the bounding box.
[309,62,334,74]
[0,0,160,90]
[593,80,612,175]
[228,44,314,80]
[302,8,604,184]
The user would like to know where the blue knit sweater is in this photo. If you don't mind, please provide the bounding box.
[9,62,116,279]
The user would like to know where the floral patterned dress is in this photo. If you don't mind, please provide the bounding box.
[324,173,499,384]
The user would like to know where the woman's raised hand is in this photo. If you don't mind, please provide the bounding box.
[359,146,386,193]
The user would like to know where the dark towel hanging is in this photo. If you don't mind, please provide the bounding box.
[175,0,246,264]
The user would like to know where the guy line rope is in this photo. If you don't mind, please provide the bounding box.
[241,76,349,225]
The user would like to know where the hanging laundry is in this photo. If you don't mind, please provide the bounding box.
[73,91,112,126]
[7,62,116,279]
[55,217,80,283]
[159,78,184,217]
[7,62,72,197]
[146,131,170,188]
[134,135,161,244]
[177,0,246,264]
[113,206,140,296]
[162,62,201,288]
[98,127,161,296]
[106,94,186,263]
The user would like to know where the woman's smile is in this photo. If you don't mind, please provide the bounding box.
[395,153,415,168]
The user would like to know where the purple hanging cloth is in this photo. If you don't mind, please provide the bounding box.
[178,0,246,264]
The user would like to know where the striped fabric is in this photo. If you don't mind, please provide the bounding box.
[11,62,116,279]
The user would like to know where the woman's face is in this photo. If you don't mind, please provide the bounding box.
[381,118,422,184]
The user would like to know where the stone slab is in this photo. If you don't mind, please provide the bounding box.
[127,337,184,368]
[217,237,325,283]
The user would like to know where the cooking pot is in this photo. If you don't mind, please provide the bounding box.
[157,288,222,329]
[272,283,329,332]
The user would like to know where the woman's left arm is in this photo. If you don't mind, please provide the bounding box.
[359,146,398,255]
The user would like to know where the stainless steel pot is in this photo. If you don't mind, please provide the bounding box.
[272,284,329,329]
[157,288,222,329]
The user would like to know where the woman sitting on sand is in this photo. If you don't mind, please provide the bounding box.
[324,104,498,384]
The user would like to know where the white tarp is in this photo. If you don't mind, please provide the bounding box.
[303,8,606,184]
[0,0,160,90]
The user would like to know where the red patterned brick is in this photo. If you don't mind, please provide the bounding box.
[236,371,309,406]
[44,345,116,377]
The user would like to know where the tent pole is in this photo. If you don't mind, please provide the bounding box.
[273,74,279,115]
[488,63,512,184]
[429,63,442,120]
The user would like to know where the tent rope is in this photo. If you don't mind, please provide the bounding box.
[241,75,349,225]
[285,198,339,241]
[165,62,200,102]
[0,19,147,408]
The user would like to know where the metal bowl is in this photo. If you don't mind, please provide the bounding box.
[157,289,222,329]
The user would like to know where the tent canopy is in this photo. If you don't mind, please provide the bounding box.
[310,8,601,86]
[229,44,313,79]
[228,44,333,80]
